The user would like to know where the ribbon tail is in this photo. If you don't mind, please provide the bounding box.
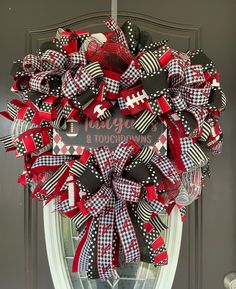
[177,205,187,222]
[0,134,16,151]
[72,218,92,272]
[128,203,168,266]
[97,196,115,279]
[86,217,100,279]
[115,199,140,263]
[137,200,167,233]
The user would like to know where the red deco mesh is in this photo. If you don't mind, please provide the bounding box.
[85,40,137,74]
[163,177,180,201]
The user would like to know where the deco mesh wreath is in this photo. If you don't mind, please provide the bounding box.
[0,18,226,280]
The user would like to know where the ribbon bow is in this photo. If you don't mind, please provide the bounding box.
[32,141,177,279]
[71,142,171,279]
[77,142,142,279]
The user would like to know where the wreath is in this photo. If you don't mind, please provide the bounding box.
[0,18,226,280]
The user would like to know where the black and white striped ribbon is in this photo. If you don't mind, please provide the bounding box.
[51,103,67,130]
[137,200,168,233]
[7,102,18,119]
[187,143,208,167]
[150,215,168,233]
[69,160,87,178]
[139,51,160,74]
[71,211,90,230]
[137,199,153,222]
[0,135,16,150]
[135,146,154,164]
[199,121,212,141]
[85,62,104,79]
[70,161,87,178]
[41,162,68,195]
[221,91,227,110]
[134,110,157,134]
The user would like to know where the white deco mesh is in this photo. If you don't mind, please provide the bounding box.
[175,167,202,206]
